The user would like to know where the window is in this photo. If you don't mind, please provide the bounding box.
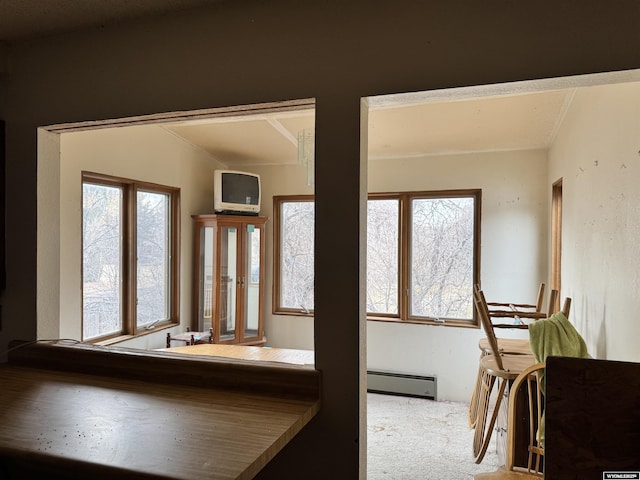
[274,196,315,314]
[82,172,180,341]
[273,190,481,326]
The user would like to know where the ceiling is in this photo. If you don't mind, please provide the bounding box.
[0,1,576,165]
[162,88,575,167]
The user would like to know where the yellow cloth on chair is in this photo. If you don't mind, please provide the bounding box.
[528,311,590,447]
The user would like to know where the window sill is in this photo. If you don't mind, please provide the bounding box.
[93,322,177,346]
[366,316,479,329]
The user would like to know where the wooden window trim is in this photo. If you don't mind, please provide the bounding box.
[81,171,180,342]
[273,190,481,327]
[273,195,315,316]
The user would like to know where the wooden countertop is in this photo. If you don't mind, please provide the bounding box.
[161,344,315,366]
[0,342,321,480]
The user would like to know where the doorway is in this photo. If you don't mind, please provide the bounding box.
[551,178,563,313]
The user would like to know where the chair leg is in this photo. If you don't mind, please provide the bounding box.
[468,360,483,429]
[473,373,508,464]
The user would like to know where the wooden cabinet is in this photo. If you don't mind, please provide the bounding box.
[192,214,267,345]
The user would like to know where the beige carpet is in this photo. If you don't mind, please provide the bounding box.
[367,393,500,479]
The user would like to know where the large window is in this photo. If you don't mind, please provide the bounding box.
[273,190,481,326]
[82,172,180,341]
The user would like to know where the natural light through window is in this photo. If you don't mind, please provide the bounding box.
[410,196,475,321]
[276,198,315,313]
[274,190,480,325]
[367,198,399,315]
[136,190,171,328]
[82,173,180,341]
[82,182,123,339]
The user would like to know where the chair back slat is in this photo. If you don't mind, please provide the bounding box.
[473,289,504,371]
[562,297,571,318]
[535,283,546,312]
[546,289,558,316]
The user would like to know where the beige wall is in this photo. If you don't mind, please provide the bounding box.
[52,125,548,402]
[549,81,640,362]
[44,78,640,400]
[1,1,639,478]
[367,150,548,401]
[251,163,316,350]
[253,149,547,401]
[55,124,223,348]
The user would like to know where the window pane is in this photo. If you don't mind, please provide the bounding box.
[83,183,122,339]
[280,201,314,311]
[367,199,399,314]
[245,225,261,335]
[219,226,237,340]
[137,190,170,327]
[410,197,474,320]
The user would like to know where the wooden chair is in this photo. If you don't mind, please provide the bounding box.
[479,283,547,321]
[471,289,537,463]
[166,327,213,348]
[474,362,546,479]
[468,289,557,429]
[478,289,558,355]
[492,293,571,331]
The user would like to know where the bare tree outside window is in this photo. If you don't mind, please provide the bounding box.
[81,173,179,342]
[280,200,315,311]
[136,190,170,327]
[274,191,479,325]
[82,183,122,339]
[367,199,399,314]
[410,197,475,320]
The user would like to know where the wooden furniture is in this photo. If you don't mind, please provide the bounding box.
[469,289,557,429]
[477,289,559,357]
[471,289,537,463]
[192,214,268,346]
[162,343,315,366]
[544,356,640,479]
[491,294,572,331]
[471,290,575,463]
[166,327,213,348]
[474,362,546,479]
[480,283,547,321]
[0,341,320,480]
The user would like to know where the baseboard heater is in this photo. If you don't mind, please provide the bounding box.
[367,370,437,400]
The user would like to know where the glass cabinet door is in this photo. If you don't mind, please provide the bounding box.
[193,214,266,346]
[218,225,238,342]
[198,226,214,331]
[243,223,261,340]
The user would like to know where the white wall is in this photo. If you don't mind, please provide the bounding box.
[250,163,315,351]
[58,124,223,349]
[252,149,548,401]
[549,82,640,362]
[48,81,640,401]
[367,150,548,401]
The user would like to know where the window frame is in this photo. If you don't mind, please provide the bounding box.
[273,190,481,327]
[273,194,316,317]
[81,171,180,342]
